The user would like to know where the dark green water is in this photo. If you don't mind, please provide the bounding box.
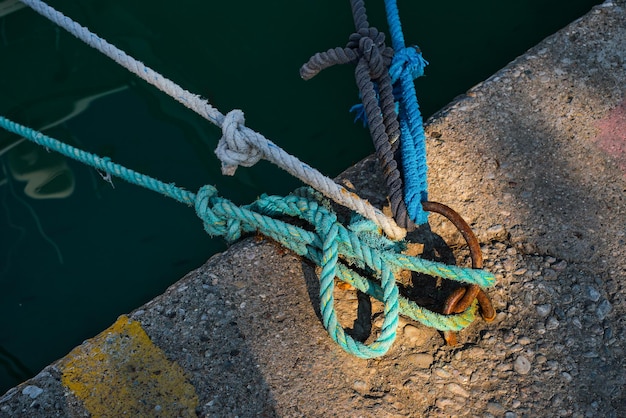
[0,0,602,392]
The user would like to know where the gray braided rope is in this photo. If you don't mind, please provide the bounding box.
[300,47,359,81]
[350,0,369,31]
[19,0,406,240]
[300,0,415,230]
[354,61,410,228]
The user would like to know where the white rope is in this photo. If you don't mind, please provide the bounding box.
[19,0,406,240]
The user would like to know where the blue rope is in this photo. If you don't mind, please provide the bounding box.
[384,0,430,225]
[0,116,494,357]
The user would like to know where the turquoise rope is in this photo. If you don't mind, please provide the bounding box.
[0,116,494,357]
[384,0,430,225]
[0,117,196,206]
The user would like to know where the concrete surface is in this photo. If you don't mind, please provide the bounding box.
[2,0,626,416]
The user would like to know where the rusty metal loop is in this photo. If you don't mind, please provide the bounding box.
[421,201,495,345]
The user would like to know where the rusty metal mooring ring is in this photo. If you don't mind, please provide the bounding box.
[421,201,496,346]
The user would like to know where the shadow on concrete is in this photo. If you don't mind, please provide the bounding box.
[422,7,626,411]
[132,260,280,417]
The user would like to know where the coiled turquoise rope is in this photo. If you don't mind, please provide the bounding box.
[0,116,492,359]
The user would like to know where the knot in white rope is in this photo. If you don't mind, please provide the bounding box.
[215,109,263,176]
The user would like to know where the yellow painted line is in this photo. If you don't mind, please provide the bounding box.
[59,315,198,417]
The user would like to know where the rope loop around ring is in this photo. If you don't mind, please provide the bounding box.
[256,189,483,357]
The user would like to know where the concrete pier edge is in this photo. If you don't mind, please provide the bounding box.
[2,1,625,416]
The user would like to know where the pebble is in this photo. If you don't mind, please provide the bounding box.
[446,383,470,398]
[21,386,43,399]
[536,303,552,317]
[546,360,559,370]
[403,324,431,345]
[486,224,508,240]
[551,394,564,407]
[465,347,486,357]
[590,324,604,335]
[503,259,517,272]
[496,363,512,372]
[554,307,566,320]
[546,317,560,330]
[514,355,532,375]
[596,299,612,320]
[407,353,434,369]
[535,322,546,334]
[353,380,368,393]
[402,379,419,390]
[543,269,558,280]
[435,398,458,409]
[487,402,506,415]
[585,286,601,302]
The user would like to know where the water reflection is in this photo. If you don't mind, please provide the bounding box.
[6,142,75,199]
[0,85,127,200]
[0,0,25,18]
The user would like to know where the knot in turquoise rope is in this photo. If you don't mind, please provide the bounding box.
[191,187,496,357]
[227,189,402,358]
[195,185,244,242]
[389,45,428,84]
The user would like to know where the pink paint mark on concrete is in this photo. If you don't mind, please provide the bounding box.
[594,97,626,175]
